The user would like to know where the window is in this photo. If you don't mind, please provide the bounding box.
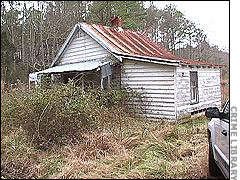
[190,71,199,104]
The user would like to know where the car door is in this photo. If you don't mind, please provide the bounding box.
[214,101,229,177]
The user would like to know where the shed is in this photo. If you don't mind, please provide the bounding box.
[35,21,224,120]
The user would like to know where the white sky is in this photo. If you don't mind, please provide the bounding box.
[149,1,229,51]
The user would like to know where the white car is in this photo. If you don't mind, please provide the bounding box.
[205,100,229,179]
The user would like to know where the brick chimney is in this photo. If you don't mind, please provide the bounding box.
[110,16,123,32]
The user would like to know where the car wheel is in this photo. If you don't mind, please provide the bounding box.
[208,137,221,177]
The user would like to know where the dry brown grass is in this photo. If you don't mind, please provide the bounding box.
[1,116,210,179]
[1,84,211,179]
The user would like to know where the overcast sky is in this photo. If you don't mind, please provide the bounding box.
[148,1,229,51]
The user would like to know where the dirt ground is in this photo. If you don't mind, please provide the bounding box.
[205,144,225,179]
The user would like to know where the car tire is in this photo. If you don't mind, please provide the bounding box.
[208,137,221,177]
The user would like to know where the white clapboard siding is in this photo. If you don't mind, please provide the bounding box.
[122,71,174,77]
[127,103,175,112]
[122,59,176,120]
[63,43,101,56]
[198,68,221,104]
[127,101,174,107]
[129,97,175,103]
[125,82,175,87]
[123,69,174,73]
[177,98,221,116]
[59,29,110,65]
[121,79,174,84]
[135,110,175,116]
[175,66,221,118]
[122,76,174,81]
[61,50,108,63]
[134,112,176,120]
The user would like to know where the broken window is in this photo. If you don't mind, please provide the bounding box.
[190,71,199,103]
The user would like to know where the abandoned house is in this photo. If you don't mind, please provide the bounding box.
[30,17,224,120]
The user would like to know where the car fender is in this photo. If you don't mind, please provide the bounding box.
[208,118,217,159]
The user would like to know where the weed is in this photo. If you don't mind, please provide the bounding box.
[40,155,65,179]
[1,83,210,179]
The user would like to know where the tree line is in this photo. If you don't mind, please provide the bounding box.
[1,1,229,83]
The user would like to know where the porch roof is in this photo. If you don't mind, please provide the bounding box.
[38,59,110,74]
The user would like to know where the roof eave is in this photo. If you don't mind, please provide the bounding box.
[179,62,224,68]
[115,52,180,66]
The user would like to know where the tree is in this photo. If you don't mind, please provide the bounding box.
[158,4,188,53]
[86,1,146,30]
[1,1,228,84]
[143,3,161,42]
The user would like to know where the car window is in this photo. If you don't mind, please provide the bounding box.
[222,101,229,121]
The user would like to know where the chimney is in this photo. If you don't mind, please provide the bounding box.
[110,16,123,32]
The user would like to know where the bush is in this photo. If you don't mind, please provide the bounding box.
[1,82,133,148]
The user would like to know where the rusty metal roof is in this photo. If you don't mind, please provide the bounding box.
[51,22,225,67]
[80,22,224,67]
[82,23,178,60]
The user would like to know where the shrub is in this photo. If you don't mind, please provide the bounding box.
[1,82,134,148]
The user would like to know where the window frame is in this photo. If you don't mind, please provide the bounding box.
[190,71,199,104]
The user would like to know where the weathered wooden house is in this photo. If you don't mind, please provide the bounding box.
[35,19,224,120]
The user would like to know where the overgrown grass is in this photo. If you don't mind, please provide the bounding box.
[1,81,133,147]
[78,116,209,179]
[1,83,209,179]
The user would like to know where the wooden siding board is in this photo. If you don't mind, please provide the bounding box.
[122,60,175,120]
[59,29,110,65]
[64,44,101,56]
[65,41,98,52]
[127,104,175,112]
[124,85,174,90]
[61,54,108,65]
[123,69,174,73]
[175,66,221,118]
[133,112,176,119]
[173,66,177,119]
[177,98,221,116]
[127,101,174,106]
[61,49,108,61]
[122,77,174,81]
[121,79,174,84]
[123,72,174,77]
[122,63,175,70]
[125,83,174,87]
[65,36,94,48]
[128,88,174,94]
[130,98,175,103]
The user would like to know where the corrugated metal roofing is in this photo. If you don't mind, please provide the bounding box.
[80,22,224,67]
[82,23,177,60]
[50,22,225,68]
[39,59,110,74]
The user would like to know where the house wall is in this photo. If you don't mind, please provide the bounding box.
[121,59,176,120]
[59,29,110,65]
[176,66,221,119]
